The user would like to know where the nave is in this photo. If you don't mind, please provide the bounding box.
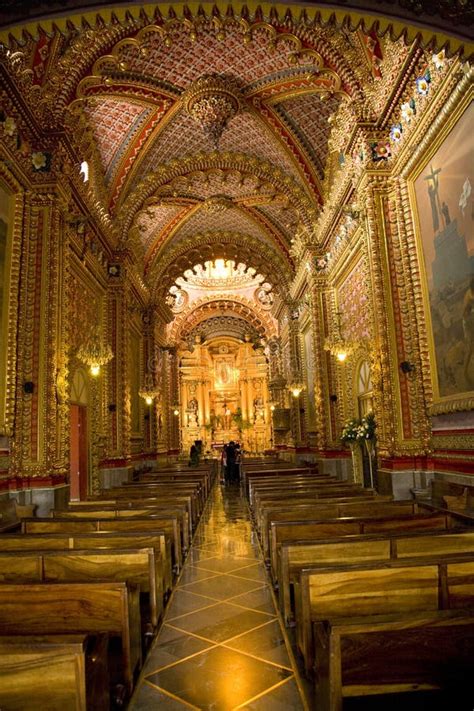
[129,482,307,710]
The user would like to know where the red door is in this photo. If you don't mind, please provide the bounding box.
[70,404,88,500]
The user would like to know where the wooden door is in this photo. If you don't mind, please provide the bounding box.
[70,404,88,500]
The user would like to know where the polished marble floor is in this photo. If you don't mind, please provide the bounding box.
[129,482,308,710]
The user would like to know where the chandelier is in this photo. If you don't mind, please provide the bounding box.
[324,311,354,362]
[76,328,113,376]
[182,74,242,148]
[139,374,161,406]
[287,381,306,398]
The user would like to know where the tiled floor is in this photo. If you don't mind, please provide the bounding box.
[129,482,308,710]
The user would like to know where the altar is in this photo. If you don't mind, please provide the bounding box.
[178,335,271,453]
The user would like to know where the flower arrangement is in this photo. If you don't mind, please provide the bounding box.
[341,419,360,443]
[341,412,376,444]
[356,411,377,441]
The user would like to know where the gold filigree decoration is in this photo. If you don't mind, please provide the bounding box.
[182,74,243,148]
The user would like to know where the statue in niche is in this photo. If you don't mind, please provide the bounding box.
[254,396,264,423]
[187,397,199,426]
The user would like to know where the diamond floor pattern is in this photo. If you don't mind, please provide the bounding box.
[128,481,307,710]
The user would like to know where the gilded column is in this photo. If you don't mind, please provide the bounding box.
[362,175,398,456]
[240,378,248,422]
[307,260,331,451]
[203,380,211,425]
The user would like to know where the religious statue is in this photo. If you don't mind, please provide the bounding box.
[254,396,264,423]
[187,397,199,426]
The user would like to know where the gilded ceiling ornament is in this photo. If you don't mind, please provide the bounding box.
[202,195,234,213]
[182,74,243,148]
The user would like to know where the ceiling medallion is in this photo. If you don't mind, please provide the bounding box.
[182,74,242,149]
[202,195,234,213]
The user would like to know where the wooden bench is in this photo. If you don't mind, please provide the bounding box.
[314,610,474,710]
[279,528,474,624]
[56,503,192,544]
[247,475,336,506]
[0,530,173,596]
[0,547,164,629]
[105,485,204,523]
[256,493,392,547]
[262,500,425,566]
[296,554,474,674]
[269,511,452,581]
[0,634,109,711]
[0,581,141,698]
[23,515,183,572]
[0,500,35,533]
[242,468,317,495]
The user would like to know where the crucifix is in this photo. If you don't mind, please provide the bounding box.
[424,164,442,233]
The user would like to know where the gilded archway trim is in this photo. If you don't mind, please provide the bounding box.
[169,294,277,344]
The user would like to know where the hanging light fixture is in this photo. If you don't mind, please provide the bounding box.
[287,381,306,398]
[76,327,113,376]
[139,374,161,406]
[324,310,355,363]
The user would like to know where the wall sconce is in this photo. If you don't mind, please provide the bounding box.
[400,361,415,374]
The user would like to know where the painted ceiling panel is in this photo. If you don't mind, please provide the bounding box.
[168,206,274,247]
[117,24,295,90]
[84,97,152,182]
[128,109,306,196]
[275,94,340,178]
[136,204,185,249]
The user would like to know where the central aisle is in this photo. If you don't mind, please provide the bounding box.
[129,481,308,710]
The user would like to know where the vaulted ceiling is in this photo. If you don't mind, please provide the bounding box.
[2,2,468,338]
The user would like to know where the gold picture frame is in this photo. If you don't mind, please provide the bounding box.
[410,93,474,415]
[0,166,23,437]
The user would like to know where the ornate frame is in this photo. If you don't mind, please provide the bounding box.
[408,88,474,415]
[0,163,23,437]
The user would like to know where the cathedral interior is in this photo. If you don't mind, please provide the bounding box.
[0,1,473,709]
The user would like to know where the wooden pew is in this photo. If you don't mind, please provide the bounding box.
[0,634,109,711]
[0,499,23,533]
[279,528,474,624]
[0,581,141,697]
[59,501,193,540]
[23,515,183,572]
[242,467,317,495]
[0,530,173,596]
[0,547,164,629]
[248,477,340,506]
[296,554,474,674]
[256,492,390,541]
[263,500,426,567]
[314,610,474,711]
[52,506,190,556]
[269,511,452,581]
